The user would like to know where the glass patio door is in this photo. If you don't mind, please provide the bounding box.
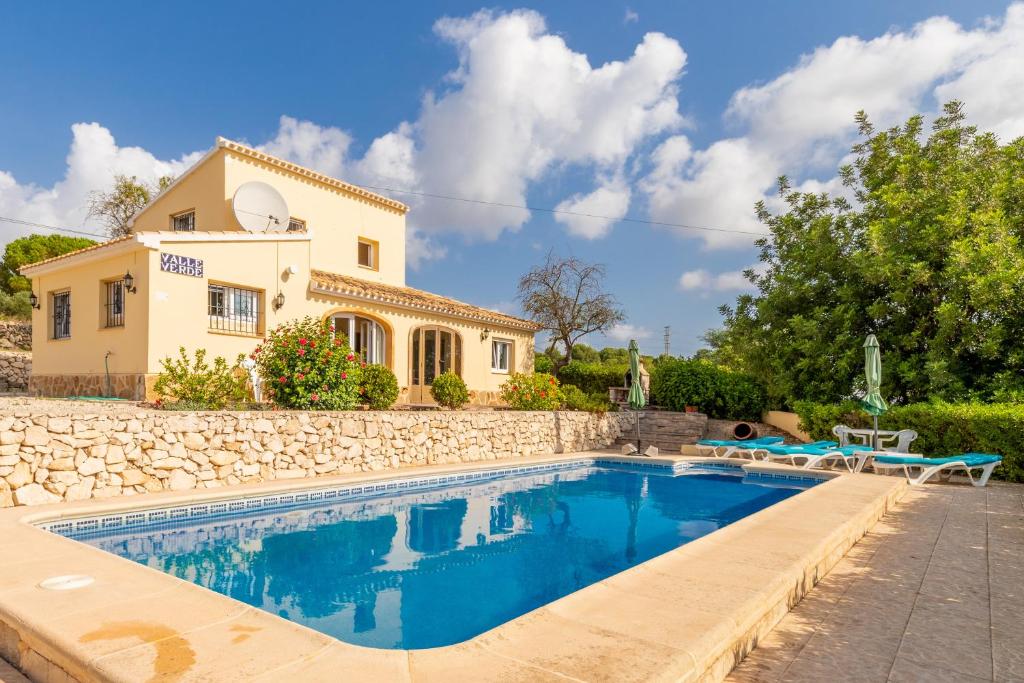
[332,314,386,365]
[410,326,462,403]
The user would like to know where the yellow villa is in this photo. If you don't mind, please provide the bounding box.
[21,138,539,404]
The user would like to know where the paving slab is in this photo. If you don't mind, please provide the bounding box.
[728,482,1024,683]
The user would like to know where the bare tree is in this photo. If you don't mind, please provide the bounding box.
[518,252,625,369]
[87,175,173,238]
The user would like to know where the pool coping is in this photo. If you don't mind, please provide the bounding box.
[0,453,907,682]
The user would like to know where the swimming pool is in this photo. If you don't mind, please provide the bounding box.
[52,460,819,650]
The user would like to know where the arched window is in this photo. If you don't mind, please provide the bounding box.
[332,314,387,365]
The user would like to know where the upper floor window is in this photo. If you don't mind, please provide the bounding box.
[104,279,125,328]
[208,283,261,335]
[287,217,306,232]
[491,339,512,373]
[51,291,71,339]
[358,238,378,270]
[171,210,195,232]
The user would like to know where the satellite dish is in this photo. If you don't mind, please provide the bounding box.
[232,182,290,232]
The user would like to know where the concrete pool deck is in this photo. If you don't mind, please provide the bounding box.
[0,452,905,682]
[728,481,1024,682]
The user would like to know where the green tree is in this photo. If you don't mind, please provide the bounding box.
[1,234,96,294]
[87,174,173,237]
[570,343,600,363]
[598,346,630,364]
[706,101,1024,407]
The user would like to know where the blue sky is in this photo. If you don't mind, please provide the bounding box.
[1,1,1020,355]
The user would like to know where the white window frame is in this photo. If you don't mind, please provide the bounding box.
[357,238,377,270]
[208,283,261,334]
[332,314,386,365]
[491,338,512,374]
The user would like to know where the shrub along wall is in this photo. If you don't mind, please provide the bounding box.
[0,409,634,507]
[794,400,1024,482]
[650,358,767,421]
[556,361,628,396]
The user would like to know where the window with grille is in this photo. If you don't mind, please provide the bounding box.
[208,284,261,334]
[52,291,71,339]
[104,279,125,328]
[171,210,195,232]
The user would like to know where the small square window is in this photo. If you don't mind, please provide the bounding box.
[171,210,195,232]
[288,217,306,232]
[358,238,377,269]
[491,339,512,373]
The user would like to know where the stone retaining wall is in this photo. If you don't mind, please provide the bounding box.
[0,409,633,507]
[0,321,30,351]
[0,353,30,392]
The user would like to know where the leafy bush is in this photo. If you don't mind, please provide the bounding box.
[557,361,628,395]
[501,372,561,410]
[794,400,1024,482]
[559,384,613,412]
[360,364,399,410]
[650,358,767,420]
[0,291,31,320]
[154,347,247,409]
[431,371,469,409]
[534,354,555,374]
[252,316,362,409]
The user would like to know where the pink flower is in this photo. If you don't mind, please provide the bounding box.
[310,393,319,402]
[278,376,286,383]
[298,338,308,346]
[360,362,367,369]
[346,353,355,361]
[341,372,348,380]
[329,324,335,332]
[297,349,306,357]
[297,373,305,380]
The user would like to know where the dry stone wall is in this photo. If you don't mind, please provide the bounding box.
[0,353,30,391]
[0,409,634,507]
[0,321,30,351]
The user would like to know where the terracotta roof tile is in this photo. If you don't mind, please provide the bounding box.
[310,269,539,331]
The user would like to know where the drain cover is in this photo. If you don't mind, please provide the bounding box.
[39,574,94,591]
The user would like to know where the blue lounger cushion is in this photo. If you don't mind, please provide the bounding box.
[697,436,784,447]
[874,453,1002,466]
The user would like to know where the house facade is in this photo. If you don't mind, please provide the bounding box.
[22,138,538,404]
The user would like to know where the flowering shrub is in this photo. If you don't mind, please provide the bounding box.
[431,371,469,409]
[154,347,247,410]
[360,364,400,410]
[500,372,561,410]
[252,316,362,409]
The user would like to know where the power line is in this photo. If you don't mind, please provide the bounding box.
[0,215,107,239]
[359,184,766,238]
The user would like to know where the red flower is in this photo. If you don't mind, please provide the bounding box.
[326,351,333,358]
[297,373,305,380]
[346,353,355,361]
[298,338,308,346]
[360,362,367,369]
[310,393,319,401]
[329,324,336,332]
[278,376,286,383]
[549,377,556,385]
[340,372,348,380]
[297,348,306,357]
[310,341,316,348]
[540,390,547,398]
[334,338,342,346]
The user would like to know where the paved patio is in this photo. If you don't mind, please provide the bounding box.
[728,481,1024,682]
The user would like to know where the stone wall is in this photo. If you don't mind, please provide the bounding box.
[0,353,30,392]
[0,409,634,507]
[0,321,30,351]
[28,374,150,400]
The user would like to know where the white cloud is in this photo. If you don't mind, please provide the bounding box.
[605,323,651,342]
[642,4,1024,249]
[259,116,351,179]
[554,178,631,239]
[678,266,759,292]
[624,8,639,24]
[0,123,202,242]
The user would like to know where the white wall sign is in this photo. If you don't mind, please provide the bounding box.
[160,253,204,277]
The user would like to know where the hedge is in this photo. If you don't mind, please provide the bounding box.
[556,361,628,396]
[650,358,767,421]
[793,400,1024,482]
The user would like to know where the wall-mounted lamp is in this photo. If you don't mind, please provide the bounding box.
[480,328,490,342]
[123,270,137,294]
[273,292,286,311]
[29,290,40,310]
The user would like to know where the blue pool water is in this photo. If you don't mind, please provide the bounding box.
[60,462,816,649]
